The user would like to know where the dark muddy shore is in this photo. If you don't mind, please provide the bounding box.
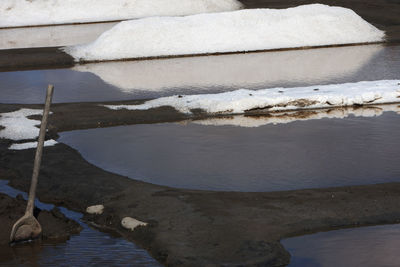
[0,0,399,71]
[2,140,400,266]
[0,192,82,246]
[1,102,400,266]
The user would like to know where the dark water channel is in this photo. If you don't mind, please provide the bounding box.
[59,108,400,192]
[1,44,400,103]
[0,180,161,266]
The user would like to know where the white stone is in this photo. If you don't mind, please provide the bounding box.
[121,217,148,231]
[86,204,104,215]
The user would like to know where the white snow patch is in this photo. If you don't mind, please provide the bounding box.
[105,80,400,114]
[0,0,242,28]
[86,205,104,215]
[9,139,58,150]
[0,109,43,140]
[121,217,148,231]
[72,44,382,92]
[65,4,385,62]
[193,104,400,128]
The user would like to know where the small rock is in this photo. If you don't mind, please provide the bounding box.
[121,217,147,231]
[86,204,104,215]
[314,88,319,91]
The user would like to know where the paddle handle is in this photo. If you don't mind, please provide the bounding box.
[26,85,54,215]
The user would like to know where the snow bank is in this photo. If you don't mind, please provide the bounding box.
[193,104,400,128]
[0,109,43,140]
[0,0,242,28]
[9,140,58,150]
[105,80,400,114]
[73,44,382,92]
[65,4,385,62]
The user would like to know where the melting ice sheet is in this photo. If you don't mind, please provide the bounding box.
[58,108,400,192]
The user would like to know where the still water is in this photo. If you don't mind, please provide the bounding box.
[0,180,161,266]
[1,44,399,103]
[282,224,400,267]
[59,107,400,192]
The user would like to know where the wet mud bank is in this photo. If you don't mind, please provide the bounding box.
[0,192,82,245]
[1,112,400,265]
[0,47,74,72]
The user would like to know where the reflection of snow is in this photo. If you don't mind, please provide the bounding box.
[73,44,383,92]
[0,23,116,50]
[193,104,400,128]
[0,109,42,140]
[65,5,384,62]
[105,80,400,114]
[1,0,242,27]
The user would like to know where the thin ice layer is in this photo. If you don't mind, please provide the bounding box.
[0,0,242,28]
[105,80,400,114]
[65,4,385,62]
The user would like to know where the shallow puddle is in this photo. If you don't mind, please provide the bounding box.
[0,181,161,266]
[59,107,400,192]
[282,224,400,267]
[1,44,400,103]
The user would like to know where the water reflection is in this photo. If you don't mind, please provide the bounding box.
[282,224,400,267]
[0,180,161,266]
[194,104,400,128]
[74,44,384,92]
[1,45,400,104]
[58,108,400,192]
[0,22,117,50]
